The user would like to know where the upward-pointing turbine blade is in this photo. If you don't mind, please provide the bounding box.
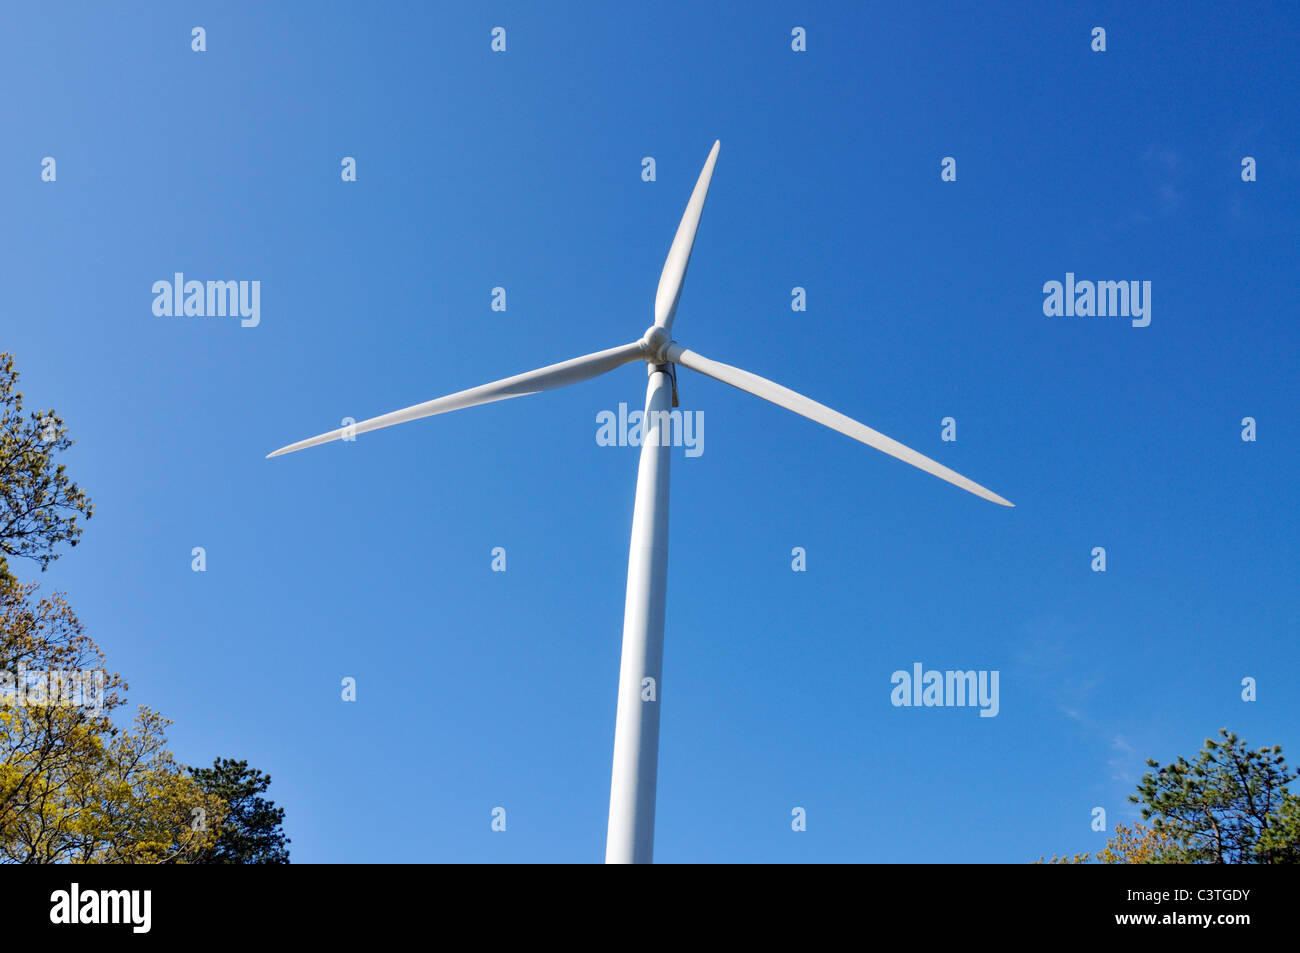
[267,341,645,458]
[654,140,721,334]
[666,344,1014,507]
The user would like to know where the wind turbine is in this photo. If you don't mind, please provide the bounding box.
[268,140,1013,864]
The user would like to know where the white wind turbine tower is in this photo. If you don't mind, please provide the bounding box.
[268,141,1013,864]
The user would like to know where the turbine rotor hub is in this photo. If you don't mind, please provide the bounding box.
[640,325,672,363]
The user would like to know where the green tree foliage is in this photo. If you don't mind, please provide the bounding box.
[0,353,94,588]
[1040,730,1300,863]
[1132,728,1300,863]
[189,758,290,864]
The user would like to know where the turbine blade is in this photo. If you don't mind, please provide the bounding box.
[666,344,1014,507]
[654,140,720,334]
[268,341,646,458]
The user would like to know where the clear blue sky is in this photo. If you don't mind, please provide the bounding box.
[4,1,1297,862]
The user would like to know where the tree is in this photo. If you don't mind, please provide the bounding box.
[0,581,124,857]
[1037,823,1174,864]
[1258,795,1300,860]
[49,707,225,863]
[1,352,281,864]
[1038,730,1300,864]
[1094,821,1177,864]
[0,353,94,588]
[1132,728,1300,863]
[0,582,222,862]
[188,758,290,863]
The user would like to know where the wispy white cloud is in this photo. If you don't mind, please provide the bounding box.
[1141,146,1185,214]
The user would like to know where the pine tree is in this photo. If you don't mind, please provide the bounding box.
[189,759,290,864]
